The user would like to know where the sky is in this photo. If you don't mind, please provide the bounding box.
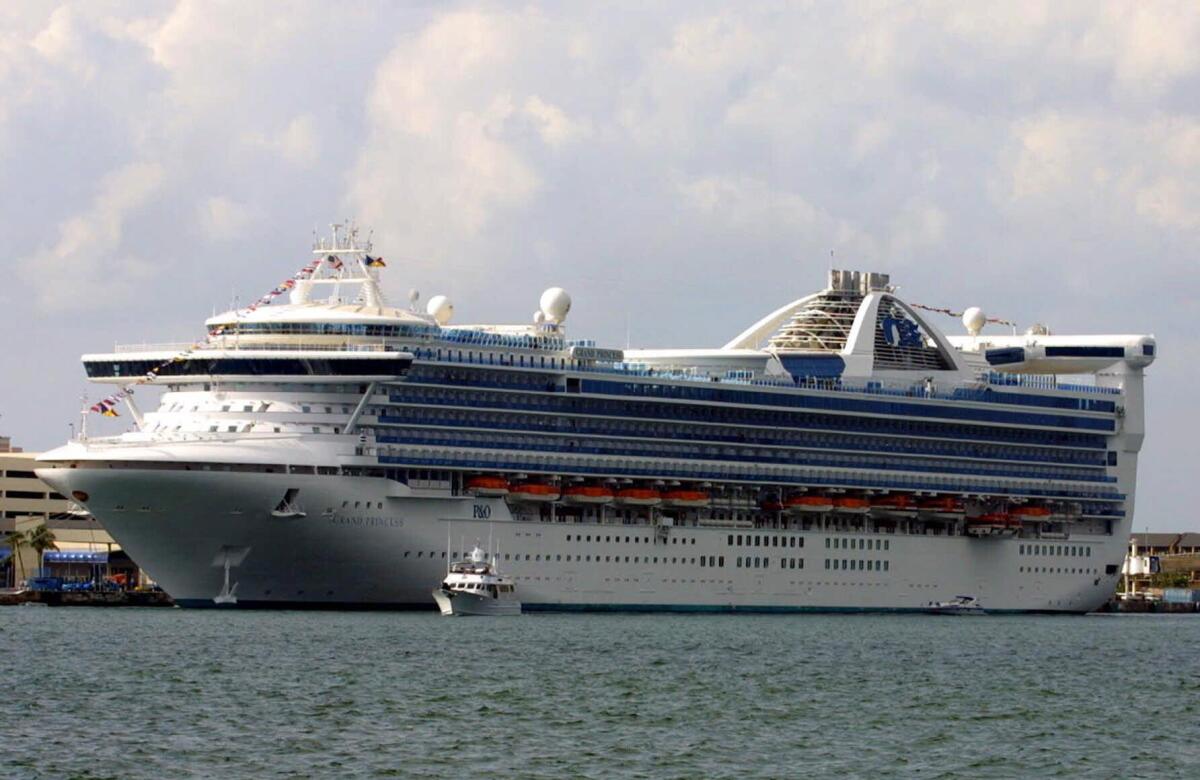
[2,1,1197,528]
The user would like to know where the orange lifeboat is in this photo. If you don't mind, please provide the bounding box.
[919,497,965,517]
[870,494,917,516]
[1010,505,1051,520]
[661,489,710,508]
[784,494,833,513]
[507,482,561,503]
[832,496,871,514]
[465,475,510,497]
[562,483,615,505]
[966,512,1013,537]
[615,487,662,507]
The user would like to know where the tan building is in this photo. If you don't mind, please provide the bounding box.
[1,440,140,588]
[1122,532,1200,595]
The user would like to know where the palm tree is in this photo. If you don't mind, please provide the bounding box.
[26,524,58,575]
[4,530,28,587]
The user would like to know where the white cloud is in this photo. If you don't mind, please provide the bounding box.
[524,96,589,148]
[30,6,94,80]
[888,203,949,259]
[242,114,320,167]
[1,1,1199,528]
[347,10,559,266]
[198,195,256,239]
[19,161,164,309]
[851,119,892,163]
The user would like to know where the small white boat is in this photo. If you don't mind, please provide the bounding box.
[926,595,986,615]
[432,547,521,617]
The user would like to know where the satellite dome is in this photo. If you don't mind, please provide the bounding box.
[962,306,986,336]
[539,287,571,324]
[533,310,546,325]
[426,295,454,325]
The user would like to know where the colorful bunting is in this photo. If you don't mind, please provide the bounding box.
[88,249,377,416]
[909,302,1016,328]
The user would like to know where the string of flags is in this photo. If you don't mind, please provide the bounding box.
[87,250,386,417]
[908,302,1016,328]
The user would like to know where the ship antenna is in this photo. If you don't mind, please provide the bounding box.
[446,524,451,575]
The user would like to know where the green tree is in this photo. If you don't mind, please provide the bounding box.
[1149,571,1192,589]
[26,524,58,572]
[5,530,28,587]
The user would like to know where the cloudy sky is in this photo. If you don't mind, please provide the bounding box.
[3,1,1196,528]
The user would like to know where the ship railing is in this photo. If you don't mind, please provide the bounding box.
[113,340,397,354]
[410,347,1122,400]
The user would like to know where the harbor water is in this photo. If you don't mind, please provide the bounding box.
[3,610,1198,778]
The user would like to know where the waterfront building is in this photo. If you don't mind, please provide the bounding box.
[1122,532,1200,596]
[1,442,139,588]
[36,224,1156,612]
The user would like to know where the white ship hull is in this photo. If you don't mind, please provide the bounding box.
[38,468,1130,613]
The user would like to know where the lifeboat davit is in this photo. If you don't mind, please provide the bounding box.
[784,494,834,513]
[562,483,615,505]
[832,496,871,514]
[661,489,710,508]
[465,475,510,497]
[759,492,784,512]
[507,482,561,503]
[615,487,662,507]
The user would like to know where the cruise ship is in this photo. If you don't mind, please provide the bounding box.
[37,224,1155,612]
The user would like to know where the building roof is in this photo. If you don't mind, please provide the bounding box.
[1130,532,1185,547]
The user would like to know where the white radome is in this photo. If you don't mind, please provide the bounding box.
[533,310,546,325]
[427,295,454,325]
[962,306,986,336]
[540,287,571,324]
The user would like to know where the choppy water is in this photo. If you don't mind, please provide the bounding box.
[2,610,1198,779]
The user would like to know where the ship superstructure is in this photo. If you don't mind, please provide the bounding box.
[36,227,1156,612]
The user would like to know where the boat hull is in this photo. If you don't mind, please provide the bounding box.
[432,588,521,616]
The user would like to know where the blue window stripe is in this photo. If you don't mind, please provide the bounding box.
[377,408,1109,470]
[375,429,1115,485]
[390,383,1112,449]
[580,379,1116,432]
[985,348,1026,366]
[1044,346,1125,358]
